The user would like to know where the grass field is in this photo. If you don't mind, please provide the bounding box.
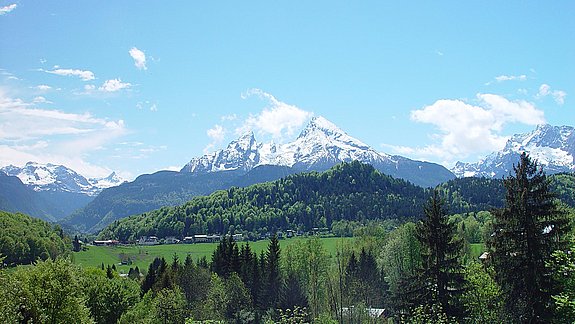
[72,236,352,274]
[73,238,487,274]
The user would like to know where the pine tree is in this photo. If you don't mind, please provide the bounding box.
[489,153,571,322]
[414,190,466,319]
[262,234,282,310]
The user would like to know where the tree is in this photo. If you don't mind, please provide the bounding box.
[489,153,571,322]
[413,190,465,319]
[72,235,82,252]
[12,258,92,323]
[461,262,503,323]
[82,268,140,324]
[262,234,282,310]
[548,236,575,322]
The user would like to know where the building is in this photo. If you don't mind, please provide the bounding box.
[93,240,119,246]
[138,236,159,245]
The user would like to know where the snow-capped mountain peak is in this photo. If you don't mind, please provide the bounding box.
[89,172,126,190]
[0,162,124,196]
[179,116,455,188]
[452,124,575,178]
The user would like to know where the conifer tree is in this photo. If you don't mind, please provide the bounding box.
[262,234,282,310]
[489,153,571,322]
[414,190,465,319]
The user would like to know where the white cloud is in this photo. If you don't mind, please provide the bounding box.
[495,74,527,82]
[0,89,126,178]
[402,93,546,162]
[99,78,131,92]
[239,88,313,140]
[537,84,566,105]
[34,85,52,91]
[150,103,157,112]
[0,4,17,15]
[45,68,95,81]
[207,124,225,143]
[221,114,237,121]
[204,124,226,153]
[129,47,147,70]
[33,96,52,104]
[485,74,527,85]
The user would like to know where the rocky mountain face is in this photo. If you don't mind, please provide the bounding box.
[1,162,125,197]
[452,124,575,178]
[182,116,455,187]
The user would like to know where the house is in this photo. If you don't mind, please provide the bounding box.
[341,306,386,319]
[93,240,119,246]
[138,236,159,245]
[232,233,243,241]
[164,236,180,244]
[182,236,195,244]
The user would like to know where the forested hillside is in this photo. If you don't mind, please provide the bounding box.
[99,162,428,241]
[0,211,70,266]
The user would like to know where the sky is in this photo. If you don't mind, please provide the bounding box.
[0,1,573,179]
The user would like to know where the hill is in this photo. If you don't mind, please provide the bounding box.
[99,162,429,241]
[0,211,70,266]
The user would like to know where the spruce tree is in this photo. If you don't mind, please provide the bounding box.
[414,190,465,319]
[262,234,282,310]
[489,153,570,322]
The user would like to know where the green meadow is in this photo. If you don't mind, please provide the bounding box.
[72,236,351,274]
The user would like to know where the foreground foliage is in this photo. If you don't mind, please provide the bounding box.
[489,153,572,322]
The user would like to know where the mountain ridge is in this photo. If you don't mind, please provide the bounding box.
[182,116,455,187]
[452,124,575,177]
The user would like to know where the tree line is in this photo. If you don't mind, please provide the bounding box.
[99,161,540,242]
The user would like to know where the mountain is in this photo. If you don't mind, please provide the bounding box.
[1,162,125,196]
[452,124,575,178]
[0,171,60,221]
[0,162,124,220]
[182,116,455,187]
[66,117,454,233]
[99,162,431,241]
[60,170,242,233]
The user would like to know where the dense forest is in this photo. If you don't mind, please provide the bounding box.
[0,211,70,266]
[99,162,513,242]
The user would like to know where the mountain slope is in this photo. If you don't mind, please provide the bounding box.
[453,124,575,178]
[182,116,455,187]
[99,162,431,241]
[0,172,59,221]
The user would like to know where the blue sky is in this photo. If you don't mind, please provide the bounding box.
[1,1,573,179]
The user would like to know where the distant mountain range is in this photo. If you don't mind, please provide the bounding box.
[0,162,124,221]
[0,162,125,196]
[452,124,575,177]
[1,118,574,233]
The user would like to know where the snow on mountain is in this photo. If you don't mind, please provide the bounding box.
[182,116,390,173]
[0,162,124,196]
[181,116,454,187]
[89,172,126,190]
[452,124,575,178]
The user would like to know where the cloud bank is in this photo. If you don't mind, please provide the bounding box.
[391,94,546,163]
[0,89,126,177]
